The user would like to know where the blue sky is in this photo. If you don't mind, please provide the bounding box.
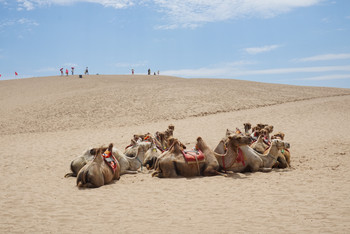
[0,0,350,88]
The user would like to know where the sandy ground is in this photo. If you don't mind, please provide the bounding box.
[0,75,350,233]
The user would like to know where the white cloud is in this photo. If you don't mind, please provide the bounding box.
[244,44,282,55]
[0,18,39,28]
[16,0,134,10]
[154,0,322,29]
[14,0,322,29]
[162,65,350,78]
[293,74,350,81]
[294,53,350,62]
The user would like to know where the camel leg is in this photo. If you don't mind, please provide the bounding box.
[64,172,76,178]
[154,158,177,178]
[203,167,227,177]
[277,155,288,168]
[121,170,138,175]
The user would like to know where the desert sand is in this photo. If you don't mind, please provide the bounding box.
[0,75,350,233]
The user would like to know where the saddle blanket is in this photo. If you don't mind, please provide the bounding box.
[182,150,205,164]
[236,147,245,166]
[102,150,118,172]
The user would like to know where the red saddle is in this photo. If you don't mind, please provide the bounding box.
[102,150,118,172]
[182,150,205,164]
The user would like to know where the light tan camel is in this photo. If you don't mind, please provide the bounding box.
[250,134,270,154]
[152,137,224,178]
[65,147,104,177]
[124,140,151,157]
[243,122,252,135]
[271,132,291,167]
[215,138,290,173]
[65,142,146,177]
[76,144,121,188]
[214,134,252,171]
[142,139,162,170]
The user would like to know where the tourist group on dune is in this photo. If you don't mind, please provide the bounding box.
[65,123,291,188]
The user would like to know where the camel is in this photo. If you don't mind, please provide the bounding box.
[215,137,290,173]
[124,140,151,157]
[65,147,107,178]
[76,143,121,188]
[250,134,270,154]
[152,137,224,178]
[142,139,162,170]
[214,134,252,172]
[243,122,252,135]
[271,132,291,167]
[155,124,175,151]
[65,142,146,178]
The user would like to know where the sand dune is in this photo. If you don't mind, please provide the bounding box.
[0,75,349,233]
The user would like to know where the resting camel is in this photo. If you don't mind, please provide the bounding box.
[142,139,162,170]
[155,124,175,151]
[76,144,121,188]
[250,134,270,154]
[65,147,103,178]
[215,137,290,173]
[214,134,252,172]
[124,140,151,157]
[243,122,252,135]
[271,132,291,167]
[152,137,224,178]
[66,143,146,177]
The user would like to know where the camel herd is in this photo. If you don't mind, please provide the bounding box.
[65,123,291,188]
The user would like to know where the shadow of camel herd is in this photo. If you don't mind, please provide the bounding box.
[65,123,291,188]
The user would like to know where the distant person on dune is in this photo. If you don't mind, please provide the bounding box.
[71,67,74,75]
[60,68,63,76]
[65,69,68,76]
[85,67,89,75]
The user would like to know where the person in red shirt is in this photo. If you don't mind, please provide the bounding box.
[65,69,68,76]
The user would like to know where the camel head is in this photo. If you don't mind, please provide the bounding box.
[264,125,274,133]
[168,124,175,131]
[271,132,285,140]
[226,129,235,137]
[88,146,108,157]
[228,134,252,147]
[257,123,268,129]
[243,122,252,130]
[271,139,290,150]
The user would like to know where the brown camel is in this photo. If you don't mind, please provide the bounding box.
[76,143,121,188]
[155,124,175,151]
[152,137,224,178]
